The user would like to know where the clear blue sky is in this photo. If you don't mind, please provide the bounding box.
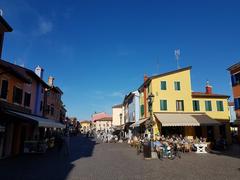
[1,0,239,119]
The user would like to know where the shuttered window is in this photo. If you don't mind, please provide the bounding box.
[174,81,181,91]
[0,80,8,99]
[13,86,23,104]
[160,100,167,110]
[205,101,212,111]
[216,101,224,111]
[160,81,167,90]
[24,92,31,107]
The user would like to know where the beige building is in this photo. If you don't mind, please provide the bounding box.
[95,117,112,132]
[112,104,124,126]
[80,121,91,133]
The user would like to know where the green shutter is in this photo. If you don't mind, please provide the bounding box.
[193,100,200,111]
[141,105,144,116]
[160,100,167,110]
[174,81,180,91]
[205,101,212,111]
[217,101,224,111]
[161,81,166,90]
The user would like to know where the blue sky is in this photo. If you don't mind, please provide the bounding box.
[1,0,239,119]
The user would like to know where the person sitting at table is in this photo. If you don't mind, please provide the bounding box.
[154,138,163,159]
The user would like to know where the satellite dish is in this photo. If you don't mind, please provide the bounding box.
[0,9,3,16]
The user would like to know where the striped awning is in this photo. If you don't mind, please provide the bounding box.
[154,113,220,127]
[130,118,149,128]
[0,125,5,132]
[7,110,65,129]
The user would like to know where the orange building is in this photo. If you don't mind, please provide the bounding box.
[227,62,240,141]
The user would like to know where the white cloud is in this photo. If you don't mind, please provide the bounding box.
[38,19,53,35]
[108,91,124,98]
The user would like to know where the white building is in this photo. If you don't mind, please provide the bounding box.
[95,117,112,132]
[112,104,124,126]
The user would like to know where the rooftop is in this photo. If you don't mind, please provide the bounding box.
[138,66,192,91]
[227,62,240,71]
[0,15,13,32]
[192,92,230,98]
[112,104,122,108]
[0,59,48,87]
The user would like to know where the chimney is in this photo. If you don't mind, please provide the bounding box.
[35,65,44,79]
[48,76,54,87]
[205,81,212,94]
[144,74,148,82]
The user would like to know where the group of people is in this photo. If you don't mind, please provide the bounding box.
[96,131,119,143]
[129,134,211,159]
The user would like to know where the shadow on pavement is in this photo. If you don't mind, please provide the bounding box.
[210,143,240,159]
[0,135,98,180]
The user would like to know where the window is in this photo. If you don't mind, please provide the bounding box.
[50,105,54,116]
[147,85,150,93]
[234,98,240,110]
[160,81,167,90]
[24,92,31,107]
[0,80,8,99]
[231,72,240,86]
[46,105,50,114]
[174,81,181,91]
[13,86,23,104]
[141,104,144,116]
[176,100,184,111]
[216,101,224,111]
[193,100,200,111]
[205,101,212,111]
[160,100,167,110]
[40,101,43,112]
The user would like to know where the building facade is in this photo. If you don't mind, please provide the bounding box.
[112,104,124,126]
[227,62,240,141]
[43,76,64,121]
[80,121,91,133]
[138,66,231,143]
[94,117,112,132]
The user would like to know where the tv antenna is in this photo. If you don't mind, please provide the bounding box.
[174,49,180,69]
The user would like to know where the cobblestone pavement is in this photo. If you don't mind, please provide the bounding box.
[0,135,240,180]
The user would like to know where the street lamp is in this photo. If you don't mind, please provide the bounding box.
[119,113,123,140]
[146,93,155,142]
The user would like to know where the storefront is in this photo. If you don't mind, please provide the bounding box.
[0,109,65,158]
[153,112,221,142]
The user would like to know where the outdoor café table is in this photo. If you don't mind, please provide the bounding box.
[194,143,208,153]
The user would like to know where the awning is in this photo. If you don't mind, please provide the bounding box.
[130,118,149,128]
[7,111,65,129]
[112,124,125,130]
[0,125,5,132]
[154,113,220,127]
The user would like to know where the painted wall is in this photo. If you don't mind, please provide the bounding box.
[95,120,112,132]
[112,107,123,126]
[139,69,193,118]
[192,97,230,120]
[45,89,62,121]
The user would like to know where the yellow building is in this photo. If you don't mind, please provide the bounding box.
[138,67,231,144]
[80,121,91,133]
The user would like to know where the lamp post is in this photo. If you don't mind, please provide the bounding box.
[147,93,155,149]
[119,113,123,140]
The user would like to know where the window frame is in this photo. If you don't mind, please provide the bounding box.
[24,92,31,107]
[174,81,181,91]
[0,79,8,100]
[193,100,200,111]
[160,81,167,90]
[176,100,184,111]
[13,86,23,105]
[205,100,212,111]
[160,100,167,111]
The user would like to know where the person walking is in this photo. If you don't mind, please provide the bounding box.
[63,131,70,156]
